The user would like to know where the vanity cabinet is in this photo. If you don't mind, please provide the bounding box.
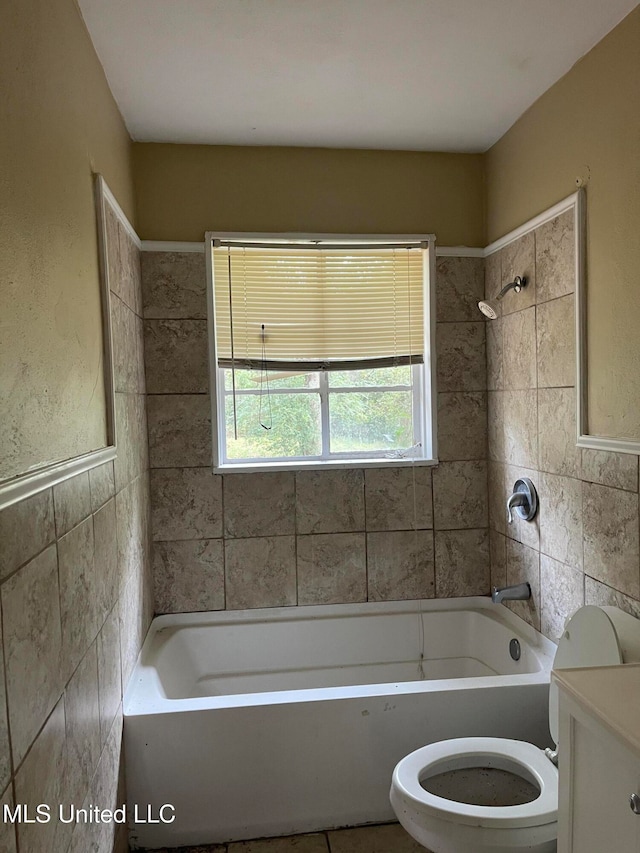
[555,664,640,853]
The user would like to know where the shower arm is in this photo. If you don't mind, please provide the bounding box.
[495,275,527,302]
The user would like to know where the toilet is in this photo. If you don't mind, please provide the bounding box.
[390,605,640,853]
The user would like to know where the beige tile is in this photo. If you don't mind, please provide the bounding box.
[65,643,101,807]
[0,787,17,853]
[435,529,490,597]
[118,218,143,316]
[151,467,222,541]
[539,473,583,570]
[500,231,536,314]
[435,256,485,322]
[154,539,225,613]
[105,201,122,294]
[538,387,580,477]
[437,392,487,461]
[487,391,505,463]
[141,251,207,319]
[144,318,209,393]
[97,606,122,747]
[490,530,507,590]
[488,462,507,535]
[14,698,71,853]
[225,536,296,609]
[486,316,504,390]
[2,546,62,766]
[0,612,10,792]
[225,472,295,538]
[328,822,425,853]
[365,467,433,531]
[581,449,639,492]
[536,295,575,388]
[502,307,536,390]
[504,465,540,551]
[296,470,365,534]
[505,539,540,629]
[114,392,149,490]
[53,471,92,538]
[297,533,367,605]
[147,394,212,468]
[94,497,119,628]
[0,489,55,580]
[583,482,640,599]
[58,516,98,681]
[116,473,151,595]
[433,461,487,530]
[484,250,503,314]
[229,834,328,853]
[585,576,640,620]
[367,530,435,601]
[504,390,538,469]
[89,460,116,511]
[436,322,486,392]
[535,209,575,304]
[111,292,143,393]
[540,555,584,642]
[119,574,149,690]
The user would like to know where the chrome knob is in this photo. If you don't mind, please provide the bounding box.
[630,793,640,814]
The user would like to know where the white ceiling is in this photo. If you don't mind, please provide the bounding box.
[78,0,639,152]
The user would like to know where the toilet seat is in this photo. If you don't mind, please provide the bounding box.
[392,737,557,830]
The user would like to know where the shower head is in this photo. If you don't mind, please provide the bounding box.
[477,275,527,319]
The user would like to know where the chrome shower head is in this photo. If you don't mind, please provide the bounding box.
[478,300,499,319]
[477,275,527,319]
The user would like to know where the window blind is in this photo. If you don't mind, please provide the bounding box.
[212,244,425,370]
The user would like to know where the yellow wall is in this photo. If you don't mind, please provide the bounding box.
[132,144,485,247]
[486,6,640,440]
[0,0,135,481]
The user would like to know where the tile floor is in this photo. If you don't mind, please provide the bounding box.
[139,821,429,853]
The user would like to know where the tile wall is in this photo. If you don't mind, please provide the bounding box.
[486,210,640,640]
[142,252,490,614]
[0,199,153,853]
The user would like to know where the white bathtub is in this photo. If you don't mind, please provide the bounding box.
[124,597,556,850]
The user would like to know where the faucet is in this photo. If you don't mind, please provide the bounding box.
[506,491,529,523]
[492,582,531,604]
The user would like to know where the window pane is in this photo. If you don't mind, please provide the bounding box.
[329,365,412,387]
[329,391,413,453]
[223,369,319,391]
[225,393,321,459]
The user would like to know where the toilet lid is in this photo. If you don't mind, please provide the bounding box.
[549,606,623,745]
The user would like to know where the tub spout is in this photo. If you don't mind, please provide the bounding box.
[491,582,531,604]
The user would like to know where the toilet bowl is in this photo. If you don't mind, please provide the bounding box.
[390,606,640,853]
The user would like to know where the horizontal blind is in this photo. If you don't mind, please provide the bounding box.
[212,245,424,367]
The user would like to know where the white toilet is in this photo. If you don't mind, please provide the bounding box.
[390,605,640,853]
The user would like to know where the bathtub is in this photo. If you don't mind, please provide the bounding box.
[124,597,556,849]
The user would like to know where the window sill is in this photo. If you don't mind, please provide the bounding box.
[213,457,438,474]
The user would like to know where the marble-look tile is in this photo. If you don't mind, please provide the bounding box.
[58,516,98,681]
[89,460,116,511]
[584,576,640,620]
[433,461,487,530]
[484,250,503,314]
[583,482,640,599]
[488,462,507,535]
[14,698,71,853]
[154,539,225,613]
[114,392,149,491]
[581,449,639,492]
[504,465,541,551]
[487,391,505,463]
[328,822,425,853]
[141,251,207,319]
[505,539,540,629]
[0,787,17,853]
[437,392,487,461]
[435,529,490,597]
[65,643,101,807]
[504,390,538,469]
[0,488,55,580]
[1,545,62,766]
[119,574,149,690]
[93,498,119,628]
[229,834,328,853]
[500,231,536,314]
[297,533,367,605]
[97,606,122,747]
[502,307,536,390]
[490,530,507,590]
[116,475,151,595]
[535,209,575,304]
[540,555,584,642]
[486,316,504,390]
[144,319,209,394]
[538,387,580,477]
[116,218,142,316]
[296,470,364,534]
[367,530,435,601]
[147,394,212,468]
[536,295,575,388]
[225,536,296,609]
[538,473,583,570]
[225,472,295,538]
[111,292,143,393]
[436,322,486,392]
[151,467,222,541]
[0,611,10,792]
[435,256,485,322]
[53,471,92,538]
[104,200,121,288]
[364,467,433,531]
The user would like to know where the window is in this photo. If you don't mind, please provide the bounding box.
[206,235,436,471]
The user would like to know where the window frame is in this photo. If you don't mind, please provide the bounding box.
[205,232,438,473]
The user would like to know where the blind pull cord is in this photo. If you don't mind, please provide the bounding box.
[259,324,273,431]
[228,250,238,440]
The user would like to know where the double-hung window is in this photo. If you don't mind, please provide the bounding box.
[206,235,436,471]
